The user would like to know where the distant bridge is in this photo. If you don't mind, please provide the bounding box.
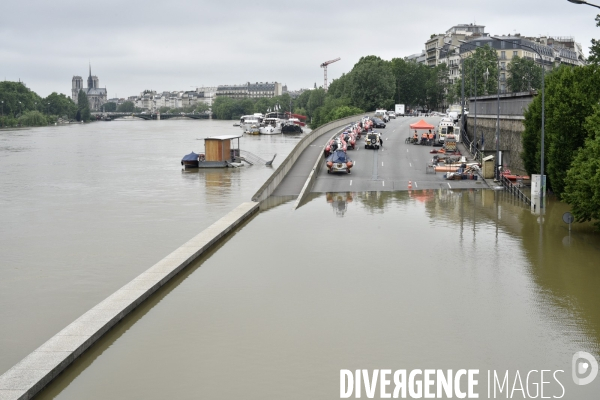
[94,112,210,121]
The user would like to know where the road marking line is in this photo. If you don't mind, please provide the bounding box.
[447,183,452,189]
[406,149,409,152]
[382,181,385,186]
[414,181,418,188]
[354,161,357,166]
[350,180,353,186]
[409,163,412,167]
[382,162,384,166]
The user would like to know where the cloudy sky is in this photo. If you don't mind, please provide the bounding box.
[2,0,599,98]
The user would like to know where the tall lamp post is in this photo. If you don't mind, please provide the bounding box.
[567,0,600,9]
[493,36,546,203]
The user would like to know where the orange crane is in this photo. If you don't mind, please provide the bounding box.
[320,57,340,92]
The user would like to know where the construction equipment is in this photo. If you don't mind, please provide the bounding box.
[320,58,340,91]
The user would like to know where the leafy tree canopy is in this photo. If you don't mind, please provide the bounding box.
[521,64,600,196]
[506,56,543,92]
[562,107,600,227]
[588,15,600,64]
[117,101,135,113]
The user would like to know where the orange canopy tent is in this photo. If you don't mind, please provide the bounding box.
[409,120,435,130]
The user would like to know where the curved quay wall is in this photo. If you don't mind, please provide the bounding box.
[252,113,371,203]
[0,113,370,400]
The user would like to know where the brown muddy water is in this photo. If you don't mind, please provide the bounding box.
[0,119,303,374]
[29,187,600,399]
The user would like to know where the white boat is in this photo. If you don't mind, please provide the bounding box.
[259,118,282,135]
[239,114,263,132]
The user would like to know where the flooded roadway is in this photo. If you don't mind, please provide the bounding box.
[2,119,600,399]
[36,195,600,398]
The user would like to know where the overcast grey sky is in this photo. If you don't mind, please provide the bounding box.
[2,0,598,98]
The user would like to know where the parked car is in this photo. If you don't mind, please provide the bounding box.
[387,111,396,119]
[365,132,382,149]
[326,149,353,174]
[372,117,386,128]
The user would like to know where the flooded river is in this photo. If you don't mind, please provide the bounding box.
[0,119,302,373]
[2,121,600,399]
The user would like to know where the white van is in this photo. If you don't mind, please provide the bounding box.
[437,117,456,144]
[375,109,389,122]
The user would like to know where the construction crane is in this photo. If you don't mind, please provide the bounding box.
[320,57,340,92]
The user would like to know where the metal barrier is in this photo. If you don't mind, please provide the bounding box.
[461,131,483,163]
[237,150,273,165]
[500,175,531,205]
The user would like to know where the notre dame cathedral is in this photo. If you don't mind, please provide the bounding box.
[71,65,108,111]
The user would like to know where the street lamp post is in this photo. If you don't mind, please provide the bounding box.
[493,36,545,202]
[496,54,502,181]
[567,0,600,9]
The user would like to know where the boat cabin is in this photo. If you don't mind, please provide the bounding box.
[181,134,242,168]
[203,134,242,167]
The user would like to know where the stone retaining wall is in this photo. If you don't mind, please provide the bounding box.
[465,115,526,175]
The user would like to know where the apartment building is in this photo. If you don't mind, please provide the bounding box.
[215,82,283,99]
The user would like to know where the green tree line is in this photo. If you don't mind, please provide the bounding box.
[0,81,85,127]
[521,15,600,228]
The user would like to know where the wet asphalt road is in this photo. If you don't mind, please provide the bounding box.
[312,116,486,193]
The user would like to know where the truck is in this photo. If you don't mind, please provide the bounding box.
[395,104,405,117]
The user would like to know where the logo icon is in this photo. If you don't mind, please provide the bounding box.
[572,351,598,385]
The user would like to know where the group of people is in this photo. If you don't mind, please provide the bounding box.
[412,129,436,145]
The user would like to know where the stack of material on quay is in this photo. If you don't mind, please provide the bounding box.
[441,162,480,180]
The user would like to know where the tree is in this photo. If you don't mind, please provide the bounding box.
[390,58,430,109]
[44,92,77,119]
[195,102,210,113]
[18,110,48,126]
[521,64,600,196]
[102,102,117,112]
[588,15,600,64]
[117,101,135,113]
[0,81,43,118]
[426,63,449,111]
[456,45,499,98]
[294,90,311,111]
[307,88,326,118]
[77,90,91,122]
[326,105,364,121]
[211,97,236,119]
[348,56,395,111]
[506,56,542,92]
[562,107,600,227]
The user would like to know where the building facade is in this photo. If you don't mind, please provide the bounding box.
[215,82,283,99]
[71,65,107,111]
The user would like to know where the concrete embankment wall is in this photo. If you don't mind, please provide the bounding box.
[0,202,259,400]
[293,126,349,209]
[465,114,526,175]
[252,113,371,203]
